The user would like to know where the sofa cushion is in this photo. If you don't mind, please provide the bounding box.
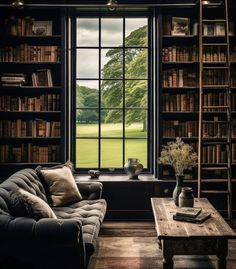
[36,166,82,207]
[0,169,48,214]
[53,199,107,256]
[8,189,57,221]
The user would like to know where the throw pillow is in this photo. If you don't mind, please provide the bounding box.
[36,165,82,206]
[8,189,57,220]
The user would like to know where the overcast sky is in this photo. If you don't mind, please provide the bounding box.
[76,17,147,87]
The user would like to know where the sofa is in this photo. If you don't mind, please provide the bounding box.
[0,168,107,269]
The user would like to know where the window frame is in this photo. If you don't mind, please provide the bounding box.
[71,11,154,174]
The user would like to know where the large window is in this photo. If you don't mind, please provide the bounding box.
[74,15,151,171]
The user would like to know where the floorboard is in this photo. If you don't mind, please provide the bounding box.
[88,221,236,269]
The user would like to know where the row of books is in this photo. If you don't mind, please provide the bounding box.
[203,70,227,86]
[162,45,236,63]
[32,69,53,87]
[0,94,60,112]
[231,70,236,87]
[162,93,198,112]
[0,45,60,62]
[162,120,198,138]
[162,119,236,138]
[1,69,54,87]
[203,46,226,62]
[162,69,197,88]
[5,16,53,36]
[0,144,60,163]
[203,92,228,110]
[232,144,236,162]
[163,16,234,36]
[202,122,227,138]
[1,73,26,87]
[202,145,227,164]
[162,45,198,62]
[203,23,227,36]
[5,16,34,36]
[0,120,61,137]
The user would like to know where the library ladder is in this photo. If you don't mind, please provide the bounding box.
[198,0,232,221]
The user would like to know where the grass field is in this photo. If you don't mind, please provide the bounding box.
[76,123,147,168]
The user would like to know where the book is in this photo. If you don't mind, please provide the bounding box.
[176,207,202,218]
[173,212,211,223]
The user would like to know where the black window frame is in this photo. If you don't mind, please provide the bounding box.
[71,10,154,174]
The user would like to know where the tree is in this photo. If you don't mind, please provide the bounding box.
[101,25,148,130]
[76,85,106,123]
[76,86,98,123]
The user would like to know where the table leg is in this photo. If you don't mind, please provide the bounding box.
[163,240,173,269]
[216,239,228,269]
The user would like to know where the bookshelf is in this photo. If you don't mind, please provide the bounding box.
[159,7,199,180]
[158,1,236,219]
[0,8,65,177]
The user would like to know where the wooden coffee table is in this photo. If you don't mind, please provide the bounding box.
[151,198,236,269]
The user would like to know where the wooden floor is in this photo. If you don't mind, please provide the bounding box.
[88,221,236,269]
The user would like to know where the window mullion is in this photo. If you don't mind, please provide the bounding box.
[122,17,126,167]
[98,17,101,169]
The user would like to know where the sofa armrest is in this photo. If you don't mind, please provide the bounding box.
[76,181,103,200]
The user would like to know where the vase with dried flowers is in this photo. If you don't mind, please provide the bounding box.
[159,137,197,206]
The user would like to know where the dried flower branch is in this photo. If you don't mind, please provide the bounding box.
[159,137,197,176]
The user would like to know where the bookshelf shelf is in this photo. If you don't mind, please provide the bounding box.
[162,62,199,65]
[0,137,61,140]
[163,35,198,39]
[1,35,62,40]
[0,62,61,65]
[0,162,61,166]
[0,111,61,114]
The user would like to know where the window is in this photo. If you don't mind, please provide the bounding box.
[73,15,152,172]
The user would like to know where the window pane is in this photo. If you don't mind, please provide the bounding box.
[125,18,148,47]
[77,18,99,47]
[125,109,147,138]
[125,48,148,79]
[101,110,123,137]
[76,49,99,78]
[101,139,123,168]
[76,139,98,168]
[101,80,123,108]
[101,18,123,47]
[76,80,98,108]
[76,109,98,137]
[125,139,147,168]
[125,80,147,108]
[101,48,123,79]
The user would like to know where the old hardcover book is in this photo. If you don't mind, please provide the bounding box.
[173,212,211,223]
[176,207,202,218]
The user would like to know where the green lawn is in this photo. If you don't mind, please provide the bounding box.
[76,123,147,169]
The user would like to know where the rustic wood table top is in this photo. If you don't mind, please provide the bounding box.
[151,197,236,240]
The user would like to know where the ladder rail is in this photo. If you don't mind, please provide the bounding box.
[224,0,232,222]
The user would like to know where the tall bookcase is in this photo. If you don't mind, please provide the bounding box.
[0,8,65,179]
[158,0,236,218]
[159,6,199,181]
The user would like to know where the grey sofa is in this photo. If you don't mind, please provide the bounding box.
[0,168,107,269]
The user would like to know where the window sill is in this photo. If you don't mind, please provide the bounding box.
[74,173,155,182]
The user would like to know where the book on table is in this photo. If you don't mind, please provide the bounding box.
[176,207,202,218]
[173,211,211,224]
